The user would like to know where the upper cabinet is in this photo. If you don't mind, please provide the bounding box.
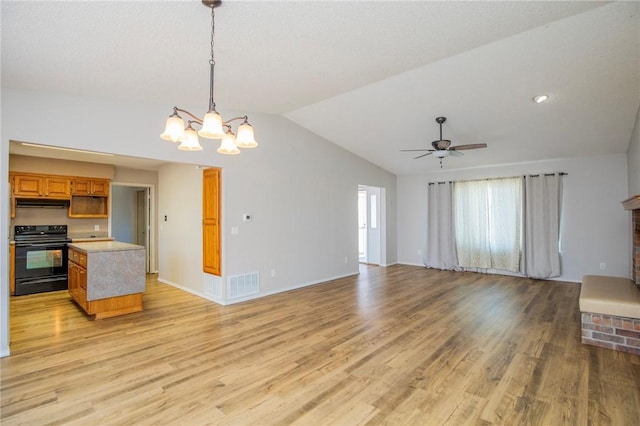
[71,178,109,197]
[13,173,70,198]
[10,172,110,218]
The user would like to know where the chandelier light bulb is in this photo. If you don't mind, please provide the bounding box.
[198,110,226,139]
[235,122,258,148]
[178,123,203,151]
[160,114,185,142]
[217,129,240,155]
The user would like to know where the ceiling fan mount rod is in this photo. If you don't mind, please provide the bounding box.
[436,116,446,140]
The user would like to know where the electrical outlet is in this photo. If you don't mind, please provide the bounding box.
[599,262,606,270]
[344,256,348,263]
[418,249,422,256]
[231,226,239,235]
[271,269,276,278]
[94,225,100,231]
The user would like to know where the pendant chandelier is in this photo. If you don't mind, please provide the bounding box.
[160,0,257,154]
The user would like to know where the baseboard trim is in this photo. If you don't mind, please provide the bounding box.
[157,277,224,305]
[158,271,360,306]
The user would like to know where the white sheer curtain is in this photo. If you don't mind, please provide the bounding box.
[454,177,523,272]
[523,173,563,278]
[423,182,459,269]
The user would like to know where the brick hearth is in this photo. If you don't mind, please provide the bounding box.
[581,312,640,355]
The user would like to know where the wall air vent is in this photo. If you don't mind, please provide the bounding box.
[204,274,222,299]
[227,272,259,299]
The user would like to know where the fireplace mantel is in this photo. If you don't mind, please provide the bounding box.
[622,195,640,211]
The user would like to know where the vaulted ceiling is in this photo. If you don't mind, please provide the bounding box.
[2,1,639,174]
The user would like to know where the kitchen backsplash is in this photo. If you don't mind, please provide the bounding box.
[10,207,108,239]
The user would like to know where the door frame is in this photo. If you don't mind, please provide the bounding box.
[109,182,156,273]
[357,184,386,266]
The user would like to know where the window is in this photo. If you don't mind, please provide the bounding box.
[454,177,523,272]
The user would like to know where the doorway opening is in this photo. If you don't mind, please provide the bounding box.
[357,185,385,266]
[110,183,155,273]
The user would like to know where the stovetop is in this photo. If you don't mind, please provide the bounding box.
[14,225,69,243]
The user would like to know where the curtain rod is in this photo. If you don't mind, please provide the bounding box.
[428,172,567,185]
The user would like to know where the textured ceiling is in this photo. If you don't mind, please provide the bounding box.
[2,1,639,174]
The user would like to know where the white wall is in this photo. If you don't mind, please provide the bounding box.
[1,88,397,355]
[628,105,640,197]
[397,154,630,282]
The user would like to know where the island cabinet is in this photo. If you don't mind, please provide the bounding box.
[68,241,145,319]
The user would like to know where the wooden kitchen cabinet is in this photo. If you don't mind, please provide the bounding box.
[12,173,70,198]
[69,178,110,218]
[10,181,15,218]
[10,243,15,296]
[68,244,143,319]
[71,178,109,196]
[10,171,110,218]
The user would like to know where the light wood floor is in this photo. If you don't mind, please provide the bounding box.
[2,265,639,425]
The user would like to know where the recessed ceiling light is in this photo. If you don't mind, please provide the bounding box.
[533,95,549,104]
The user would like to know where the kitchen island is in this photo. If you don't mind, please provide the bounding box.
[68,241,145,319]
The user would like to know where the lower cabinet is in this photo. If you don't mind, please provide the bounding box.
[68,247,143,319]
[68,250,88,311]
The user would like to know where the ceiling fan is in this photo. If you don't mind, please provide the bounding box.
[401,116,487,168]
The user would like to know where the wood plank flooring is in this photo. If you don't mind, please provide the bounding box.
[1,265,639,425]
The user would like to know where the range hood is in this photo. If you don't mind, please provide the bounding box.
[15,198,70,208]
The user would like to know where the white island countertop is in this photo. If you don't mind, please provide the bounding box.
[69,241,144,252]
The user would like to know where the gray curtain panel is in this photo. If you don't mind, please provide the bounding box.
[524,173,563,278]
[424,182,459,269]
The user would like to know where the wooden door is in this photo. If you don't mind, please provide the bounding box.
[202,168,221,276]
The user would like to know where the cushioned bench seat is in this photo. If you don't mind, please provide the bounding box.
[579,275,640,355]
[580,275,640,319]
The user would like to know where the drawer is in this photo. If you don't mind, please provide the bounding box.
[70,250,78,263]
[77,253,87,268]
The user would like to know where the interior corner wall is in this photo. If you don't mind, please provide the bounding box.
[397,154,630,282]
[628,104,640,197]
[221,115,397,299]
[157,163,204,292]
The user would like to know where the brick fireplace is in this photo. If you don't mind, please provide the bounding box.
[579,196,640,355]
[622,195,640,288]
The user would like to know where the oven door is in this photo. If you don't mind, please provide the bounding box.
[15,242,68,279]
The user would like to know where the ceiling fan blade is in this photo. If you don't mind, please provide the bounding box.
[413,152,433,159]
[449,143,488,151]
[400,149,435,152]
[449,150,464,157]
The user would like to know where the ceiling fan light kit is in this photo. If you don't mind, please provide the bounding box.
[400,116,488,168]
[160,0,258,154]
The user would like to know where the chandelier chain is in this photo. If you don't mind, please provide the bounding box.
[210,6,215,66]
